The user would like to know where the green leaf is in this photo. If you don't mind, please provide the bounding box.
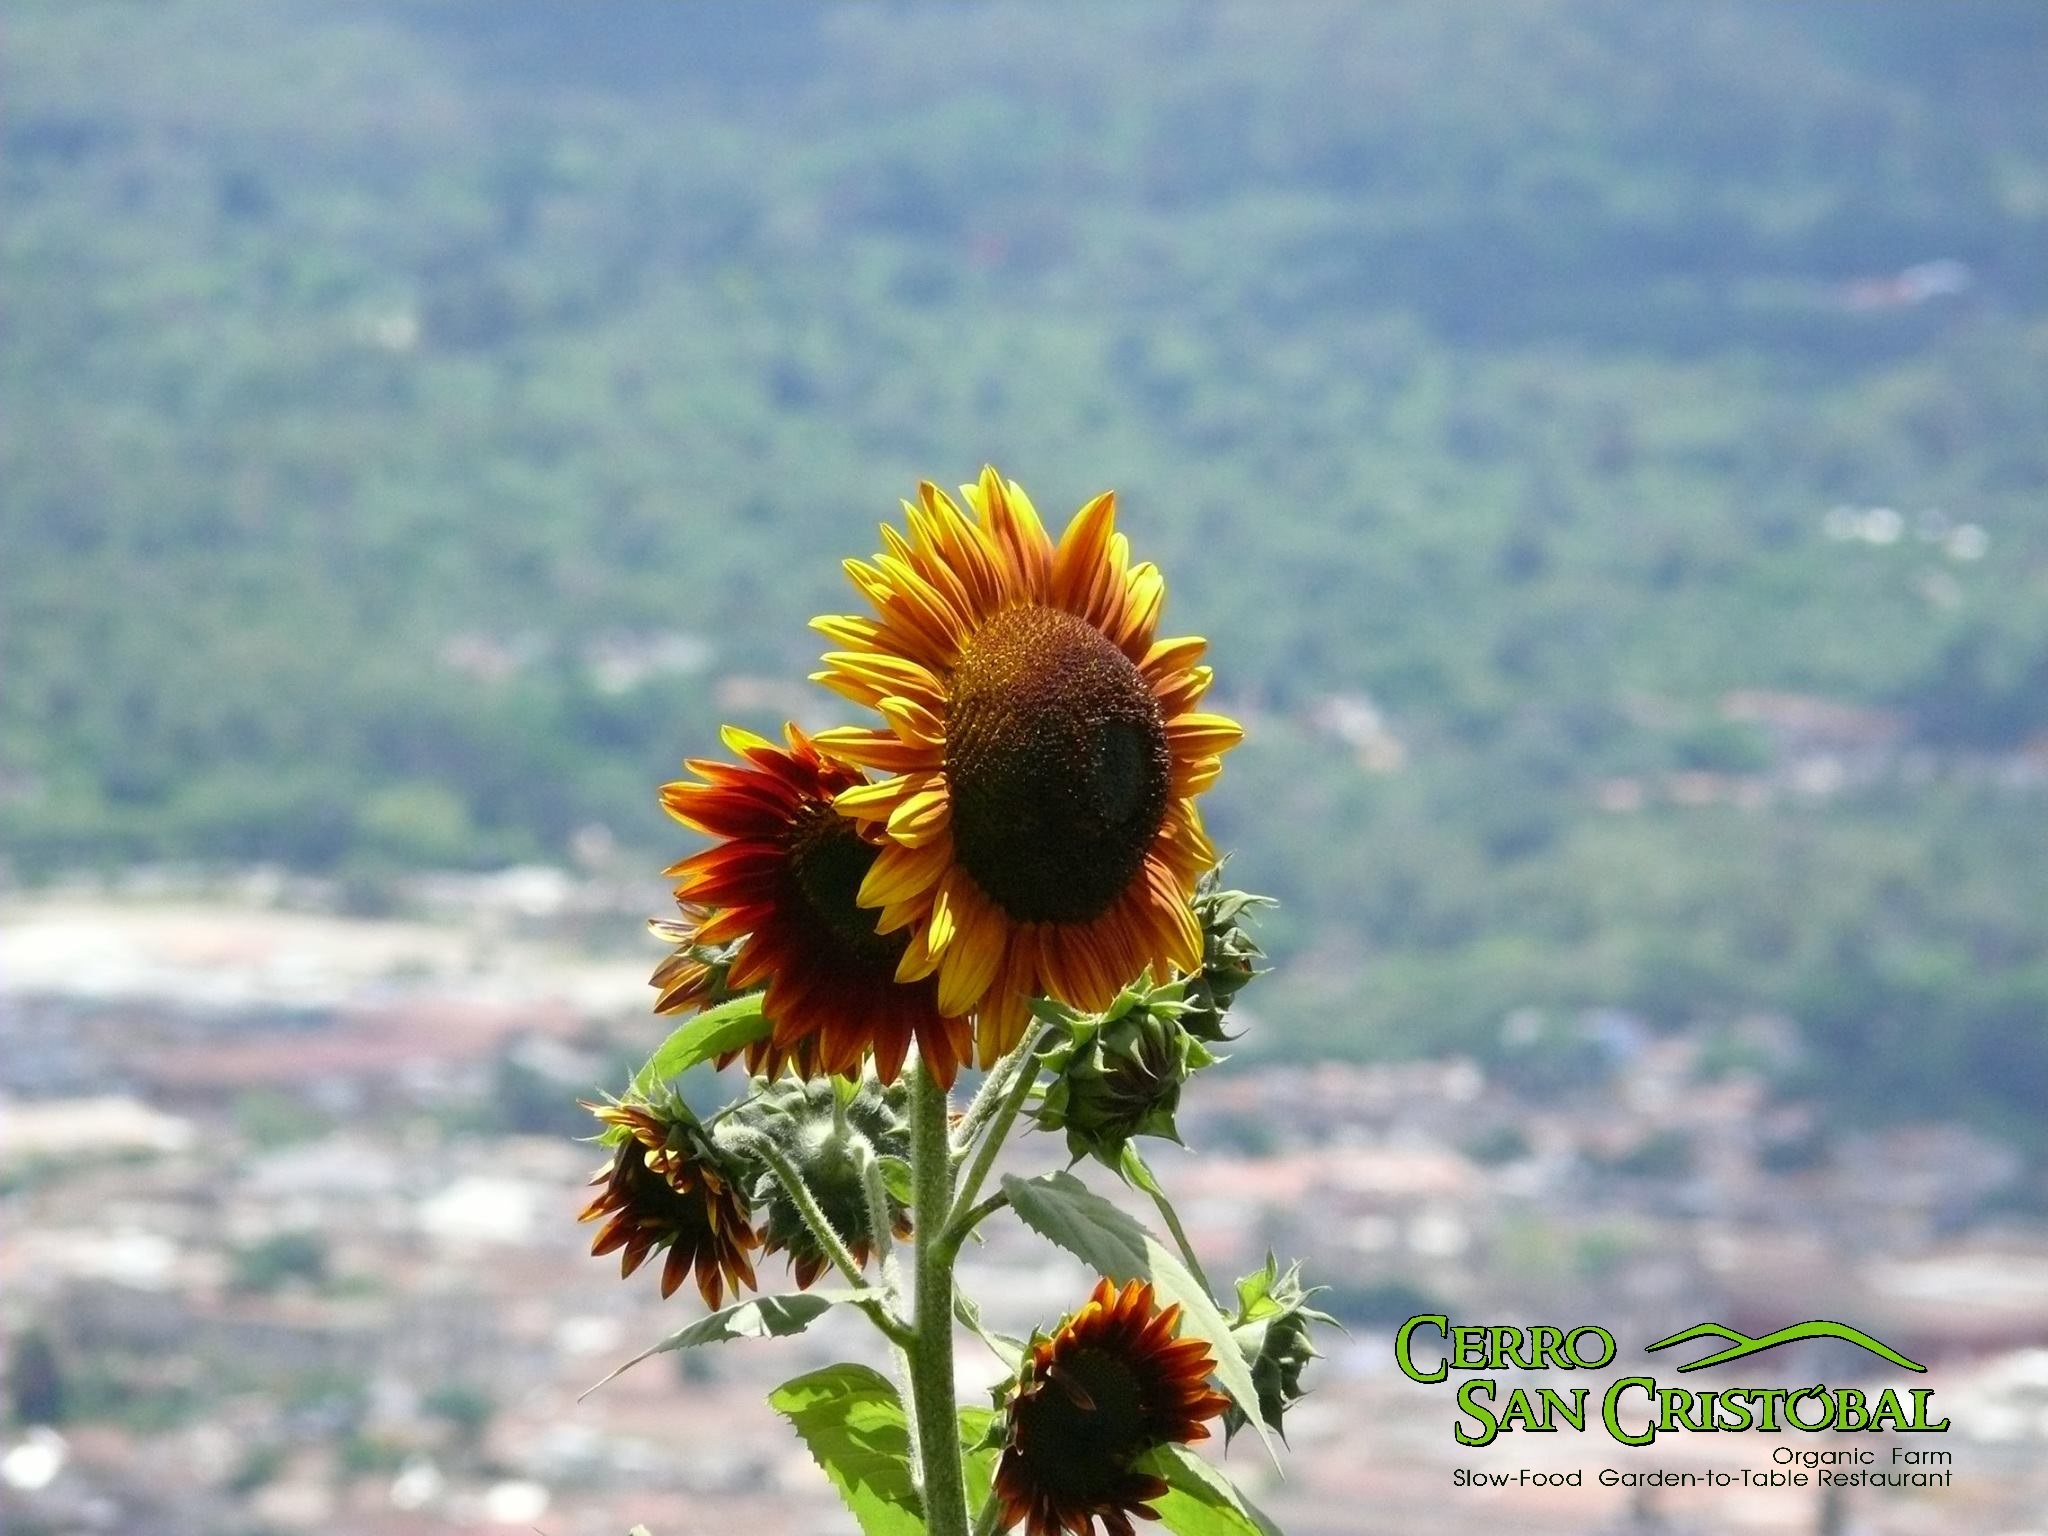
[958,1406,1000,1508]
[878,1154,915,1207]
[1000,1170,1281,1467]
[771,1363,924,1536]
[630,992,770,1093]
[954,1290,1025,1368]
[1138,1444,1286,1535]
[767,1364,998,1536]
[583,1292,848,1397]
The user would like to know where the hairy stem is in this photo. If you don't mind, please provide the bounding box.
[860,1142,903,1298]
[950,1031,1034,1158]
[907,1056,970,1536]
[947,1023,1049,1239]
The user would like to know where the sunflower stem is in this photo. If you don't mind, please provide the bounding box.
[859,1141,904,1298]
[950,1034,1033,1159]
[946,1023,1049,1240]
[970,1489,1004,1536]
[907,1055,970,1536]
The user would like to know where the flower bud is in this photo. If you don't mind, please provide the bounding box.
[1035,980,1216,1164]
[1223,1256,1334,1442]
[1179,870,1273,1043]
[729,1076,911,1288]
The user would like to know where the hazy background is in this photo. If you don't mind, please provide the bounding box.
[4,4,2046,1534]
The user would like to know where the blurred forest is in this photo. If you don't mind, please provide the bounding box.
[6,2,2047,1131]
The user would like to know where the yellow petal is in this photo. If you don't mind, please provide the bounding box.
[878,693,945,746]
[936,888,1005,1015]
[859,837,950,907]
[835,775,916,821]
[1166,713,1244,757]
[886,783,952,847]
[1142,635,1207,678]
[1051,491,1117,611]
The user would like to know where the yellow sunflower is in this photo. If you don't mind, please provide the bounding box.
[812,468,1240,1062]
[658,723,973,1087]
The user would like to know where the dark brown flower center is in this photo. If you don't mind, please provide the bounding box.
[786,803,902,970]
[1015,1346,1148,1500]
[615,1146,715,1238]
[945,606,1169,925]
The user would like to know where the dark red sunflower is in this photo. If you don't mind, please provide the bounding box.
[657,723,972,1087]
[995,1277,1231,1536]
[648,900,820,1080]
[579,1099,759,1309]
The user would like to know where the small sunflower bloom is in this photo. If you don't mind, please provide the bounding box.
[812,469,1241,1064]
[580,1098,759,1309]
[658,723,973,1087]
[994,1277,1230,1536]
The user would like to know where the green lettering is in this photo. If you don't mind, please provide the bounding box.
[1457,1378,1501,1446]
[1869,1388,1907,1432]
[1714,1389,1755,1432]
[1565,1325,1616,1369]
[1603,1377,1656,1446]
[1908,1390,1949,1432]
[1540,1386,1588,1432]
[1395,1314,1449,1384]
[1834,1388,1868,1432]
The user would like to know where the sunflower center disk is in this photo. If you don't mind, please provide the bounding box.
[1018,1347,1147,1498]
[787,806,902,970]
[945,606,1170,925]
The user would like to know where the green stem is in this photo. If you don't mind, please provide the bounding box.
[970,1488,1004,1536]
[860,1142,905,1298]
[907,1056,970,1536]
[950,1030,1033,1159]
[1123,1144,1215,1297]
[721,1129,866,1287]
[946,1023,1049,1237]
[1143,1176,1213,1297]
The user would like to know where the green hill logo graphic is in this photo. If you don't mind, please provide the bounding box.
[1645,1320,1926,1373]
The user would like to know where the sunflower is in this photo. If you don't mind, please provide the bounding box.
[580,1100,759,1308]
[658,723,973,1087]
[647,900,820,1080]
[994,1277,1231,1536]
[812,469,1241,1063]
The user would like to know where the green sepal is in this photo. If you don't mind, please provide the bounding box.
[1222,1254,1337,1444]
[726,1075,911,1286]
[1181,868,1276,1044]
[1033,979,1215,1166]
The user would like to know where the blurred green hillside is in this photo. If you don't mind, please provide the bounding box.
[6,2,2047,1128]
